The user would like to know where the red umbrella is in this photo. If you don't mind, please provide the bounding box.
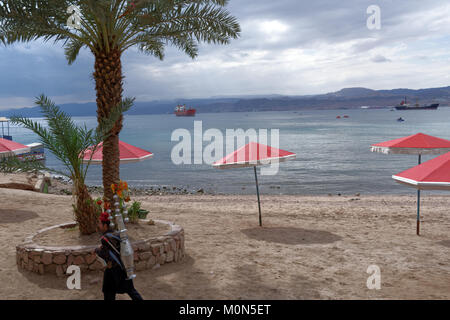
[81,140,153,164]
[393,152,450,191]
[371,133,450,235]
[393,152,450,235]
[0,138,31,158]
[213,142,296,226]
[371,133,450,155]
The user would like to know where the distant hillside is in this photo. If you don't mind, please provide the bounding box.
[2,86,449,117]
[1,98,242,117]
[194,86,450,112]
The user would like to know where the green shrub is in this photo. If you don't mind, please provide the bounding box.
[126,201,149,223]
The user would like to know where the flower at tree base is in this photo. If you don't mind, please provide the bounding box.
[111,180,129,200]
[110,180,144,223]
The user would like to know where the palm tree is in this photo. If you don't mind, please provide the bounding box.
[0,95,133,234]
[0,0,240,202]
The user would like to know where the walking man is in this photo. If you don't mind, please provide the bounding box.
[95,212,143,300]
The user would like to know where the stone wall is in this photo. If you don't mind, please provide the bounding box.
[16,220,185,277]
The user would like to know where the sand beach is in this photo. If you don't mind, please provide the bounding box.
[1,187,450,300]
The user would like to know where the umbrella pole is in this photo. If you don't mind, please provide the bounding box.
[417,155,422,236]
[417,191,420,235]
[254,166,262,227]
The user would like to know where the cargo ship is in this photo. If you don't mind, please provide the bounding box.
[174,104,196,117]
[395,98,439,110]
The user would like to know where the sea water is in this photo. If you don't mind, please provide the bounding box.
[7,108,450,195]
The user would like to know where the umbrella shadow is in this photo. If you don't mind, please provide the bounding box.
[241,227,341,245]
[0,209,39,223]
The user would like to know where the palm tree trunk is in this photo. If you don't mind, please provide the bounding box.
[75,181,98,235]
[93,49,123,203]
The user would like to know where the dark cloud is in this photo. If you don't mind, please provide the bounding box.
[371,54,391,63]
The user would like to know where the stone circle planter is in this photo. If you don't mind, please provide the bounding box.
[16,220,185,277]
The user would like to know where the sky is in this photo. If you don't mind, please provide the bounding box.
[0,0,450,110]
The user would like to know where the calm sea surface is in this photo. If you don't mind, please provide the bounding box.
[8,108,450,195]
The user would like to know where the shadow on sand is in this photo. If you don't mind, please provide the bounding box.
[136,254,228,299]
[437,240,450,248]
[17,267,74,291]
[229,263,322,299]
[0,209,39,223]
[241,227,341,245]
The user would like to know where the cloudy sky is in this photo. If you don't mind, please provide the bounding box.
[0,0,449,110]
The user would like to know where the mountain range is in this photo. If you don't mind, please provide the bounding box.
[2,86,449,117]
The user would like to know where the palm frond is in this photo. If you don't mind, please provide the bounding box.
[64,38,85,65]
[118,1,240,58]
[0,155,67,178]
[7,94,133,182]
[1,1,240,62]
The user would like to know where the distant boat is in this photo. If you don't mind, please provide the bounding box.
[395,97,439,110]
[174,104,196,117]
[360,106,370,109]
[343,115,349,118]
[397,117,405,122]
[336,116,341,119]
